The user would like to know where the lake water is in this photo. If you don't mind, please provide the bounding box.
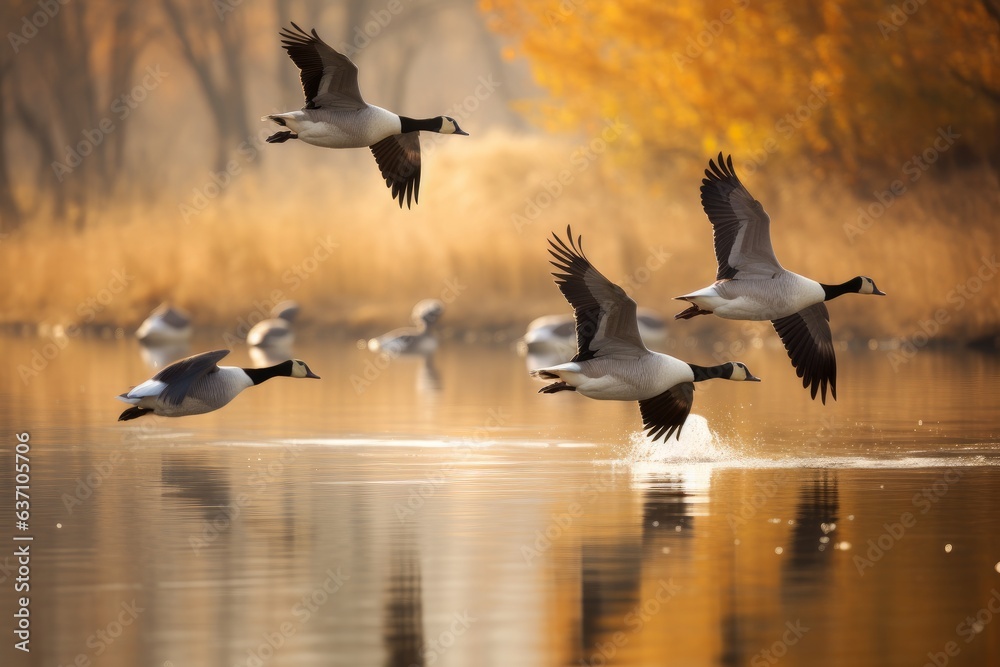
[1,334,998,667]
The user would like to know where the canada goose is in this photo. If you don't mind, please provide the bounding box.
[136,303,191,344]
[247,300,300,348]
[518,308,667,358]
[117,349,319,420]
[531,227,760,442]
[674,154,885,403]
[368,299,444,356]
[263,23,469,208]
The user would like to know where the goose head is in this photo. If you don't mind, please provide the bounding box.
[857,276,886,296]
[412,299,445,329]
[437,116,469,136]
[289,359,321,379]
[728,362,761,382]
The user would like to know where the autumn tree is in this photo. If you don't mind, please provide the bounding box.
[481,0,999,181]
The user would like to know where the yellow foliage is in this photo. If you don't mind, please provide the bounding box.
[481,0,1000,179]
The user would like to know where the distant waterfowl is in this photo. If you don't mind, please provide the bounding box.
[136,303,191,345]
[117,349,319,420]
[368,299,444,356]
[247,300,300,348]
[531,227,760,442]
[675,154,885,403]
[263,22,469,208]
[518,308,666,358]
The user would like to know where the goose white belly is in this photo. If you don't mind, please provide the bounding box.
[119,367,253,416]
[540,354,692,401]
[274,106,402,149]
[682,274,825,321]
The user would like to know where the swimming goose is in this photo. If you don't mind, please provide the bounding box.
[367,299,444,356]
[531,227,760,442]
[117,349,319,420]
[263,23,469,208]
[518,308,667,358]
[136,303,192,344]
[247,300,300,348]
[675,154,885,403]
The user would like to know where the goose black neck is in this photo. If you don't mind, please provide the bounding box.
[399,116,442,133]
[821,277,863,301]
[243,361,293,385]
[689,363,732,382]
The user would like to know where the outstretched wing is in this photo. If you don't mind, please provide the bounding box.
[638,383,695,442]
[771,303,837,403]
[547,226,646,361]
[370,134,421,208]
[279,23,366,110]
[701,153,783,279]
[148,349,229,407]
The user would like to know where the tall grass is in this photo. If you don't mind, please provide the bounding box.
[2,130,997,343]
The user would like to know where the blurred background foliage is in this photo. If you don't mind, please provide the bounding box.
[482,0,999,181]
[0,0,997,345]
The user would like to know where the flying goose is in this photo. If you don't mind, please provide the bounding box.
[531,227,760,442]
[675,154,885,403]
[117,349,319,420]
[263,23,469,208]
[247,300,300,348]
[136,303,192,344]
[368,299,444,356]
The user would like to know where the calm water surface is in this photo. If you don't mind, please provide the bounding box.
[1,334,998,667]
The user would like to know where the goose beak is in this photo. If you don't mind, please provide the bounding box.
[874,287,887,296]
[746,373,762,382]
[455,128,469,136]
[306,369,321,379]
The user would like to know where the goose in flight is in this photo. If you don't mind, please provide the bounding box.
[675,154,885,403]
[263,23,468,208]
[531,227,760,442]
[117,349,319,420]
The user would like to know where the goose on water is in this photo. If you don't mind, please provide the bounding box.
[136,303,191,345]
[247,300,300,348]
[263,23,468,208]
[518,308,667,358]
[675,153,885,403]
[368,299,444,356]
[117,349,319,420]
[531,227,760,442]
